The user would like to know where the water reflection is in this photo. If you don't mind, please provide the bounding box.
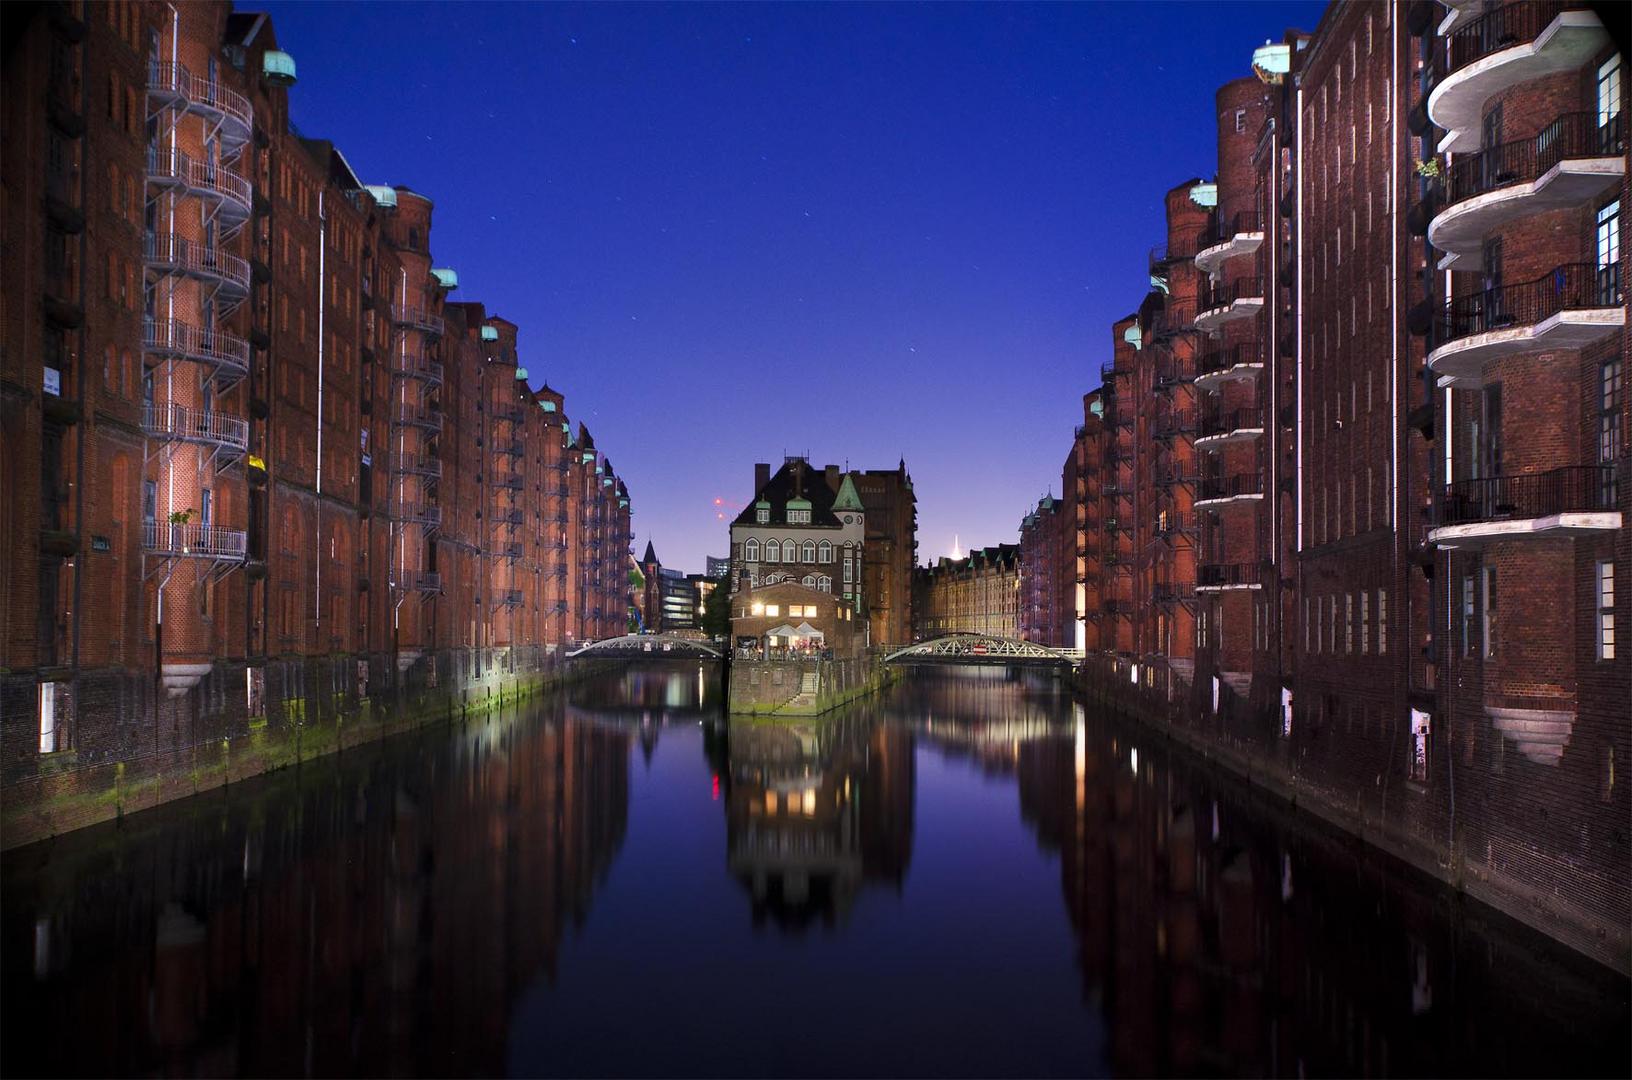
[2,668,1626,1078]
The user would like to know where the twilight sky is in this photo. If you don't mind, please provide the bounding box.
[264,0,1325,572]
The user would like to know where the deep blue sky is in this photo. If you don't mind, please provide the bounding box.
[264,0,1325,572]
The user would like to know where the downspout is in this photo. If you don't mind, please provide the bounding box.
[314,189,325,632]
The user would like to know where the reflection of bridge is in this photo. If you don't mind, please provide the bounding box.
[565,634,723,660]
[883,634,1081,667]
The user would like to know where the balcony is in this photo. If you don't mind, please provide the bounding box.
[492,508,524,526]
[1427,3,1611,152]
[1153,417,1196,443]
[147,62,252,153]
[142,318,250,382]
[495,438,525,457]
[391,453,442,478]
[396,570,442,594]
[1195,211,1266,275]
[144,233,250,297]
[1196,406,1266,448]
[398,505,442,529]
[142,521,247,562]
[1429,113,1625,265]
[390,304,445,337]
[492,472,524,491]
[1152,364,1191,393]
[146,148,252,225]
[1195,473,1264,508]
[142,401,249,456]
[1428,464,1620,549]
[498,542,524,559]
[392,351,444,386]
[1428,263,1624,387]
[1152,582,1196,605]
[1148,304,1197,341]
[1099,361,1132,382]
[1194,276,1265,332]
[1194,341,1264,391]
[391,404,444,431]
[1147,226,1206,275]
[1195,562,1263,592]
[497,588,525,607]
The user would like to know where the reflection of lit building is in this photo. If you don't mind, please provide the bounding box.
[724,711,913,929]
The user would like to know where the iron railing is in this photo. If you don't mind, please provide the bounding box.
[1199,209,1266,249]
[391,404,443,430]
[493,472,524,490]
[393,352,444,384]
[1149,305,1198,338]
[399,505,443,527]
[147,62,253,144]
[144,232,250,293]
[498,588,524,606]
[1197,562,1263,588]
[1199,406,1264,439]
[390,453,442,478]
[1443,112,1626,207]
[1199,274,1265,313]
[390,304,444,336]
[1435,1,1580,85]
[1197,341,1264,379]
[1197,473,1264,502]
[1438,263,1622,343]
[142,521,247,559]
[142,401,249,451]
[1436,464,1617,526]
[396,570,441,593]
[145,147,252,217]
[142,318,251,375]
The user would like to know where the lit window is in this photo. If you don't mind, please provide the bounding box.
[1482,566,1498,661]
[765,605,780,618]
[750,602,764,616]
[1599,561,1616,661]
[1598,55,1624,132]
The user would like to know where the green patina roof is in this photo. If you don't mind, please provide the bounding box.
[786,497,812,510]
[480,325,499,342]
[832,474,864,512]
[1122,324,1143,351]
[1189,181,1218,208]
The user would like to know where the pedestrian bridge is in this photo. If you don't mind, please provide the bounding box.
[565,634,723,661]
[882,634,1082,667]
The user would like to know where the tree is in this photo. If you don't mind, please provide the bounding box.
[700,579,732,640]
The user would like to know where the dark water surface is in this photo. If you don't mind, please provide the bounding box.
[4,668,1627,1077]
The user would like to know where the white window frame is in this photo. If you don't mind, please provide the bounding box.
[818,540,832,563]
[802,540,816,564]
[743,538,760,562]
[1598,55,1624,130]
[1599,560,1616,661]
[783,539,797,563]
[763,540,779,563]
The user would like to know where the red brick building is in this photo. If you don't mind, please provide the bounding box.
[1,1,635,841]
[1042,1,1627,968]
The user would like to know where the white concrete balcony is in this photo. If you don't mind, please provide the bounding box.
[1193,342,1264,392]
[142,318,250,381]
[1195,406,1265,450]
[1428,464,1620,549]
[1194,211,1265,275]
[144,233,250,297]
[1194,473,1264,509]
[1427,263,1624,387]
[1488,706,1574,766]
[146,147,252,225]
[1429,113,1625,266]
[142,401,249,455]
[1194,277,1264,332]
[1427,4,1611,153]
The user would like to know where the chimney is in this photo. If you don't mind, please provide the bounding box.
[754,462,770,492]
[824,464,840,492]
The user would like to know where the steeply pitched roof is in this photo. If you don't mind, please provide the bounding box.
[731,459,845,528]
[642,540,659,567]
[832,474,864,512]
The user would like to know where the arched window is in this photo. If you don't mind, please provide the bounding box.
[818,576,832,593]
[744,538,760,562]
[818,540,832,563]
[802,540,816,563]
[783,539,797,562]
[763,539,779,563]
[802,575,816,587]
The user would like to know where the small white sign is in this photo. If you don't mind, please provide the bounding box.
[43,367,61,397]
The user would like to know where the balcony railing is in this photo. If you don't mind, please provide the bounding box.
[398,505,443,528]
[493,472,524,491]
[1196,341,1264,383]
[146,147,252,221]
[144,233,250,294]
[1198,274,1265,313]
[142,318,250,377]
[147,62,252,149]
[1438,263,1622,343]
[1435,464,1617,527]
[495,438,525,457]
[1198,406,1264,439]
[391,404,444,430]
[1199,209,1265,249]
[1196,562,1263,589]
[1434,1,1577,84]
[493,403,528,424]
[1197,473,1264,503]
[391,453,442,478]
[1100,361,1132,381]
[396,570,442,593]
[142,401,249,452]
[492,508,524,526]
[142,521,247,560]
[1149,305,1197,339]
[392,352,444,385]
[390,304,445,337]
[1444,112,1625,207]
[498,588,525,606]
[1147,226,1206,273]
[499,542,524,559]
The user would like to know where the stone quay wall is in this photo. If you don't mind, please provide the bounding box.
[727,655,895,717]
[1,649,616,850]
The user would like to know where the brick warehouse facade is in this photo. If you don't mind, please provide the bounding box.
[1025,1,1628,970]
[1,0,634,847]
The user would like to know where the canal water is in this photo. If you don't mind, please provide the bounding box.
[3,668,1626,1077]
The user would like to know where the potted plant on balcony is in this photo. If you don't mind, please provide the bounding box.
[168,508,194,552]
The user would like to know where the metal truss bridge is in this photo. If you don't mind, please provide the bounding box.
[565,634,723,661]
[882,634,1083,667]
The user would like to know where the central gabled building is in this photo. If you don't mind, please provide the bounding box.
[729,457,867,617]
